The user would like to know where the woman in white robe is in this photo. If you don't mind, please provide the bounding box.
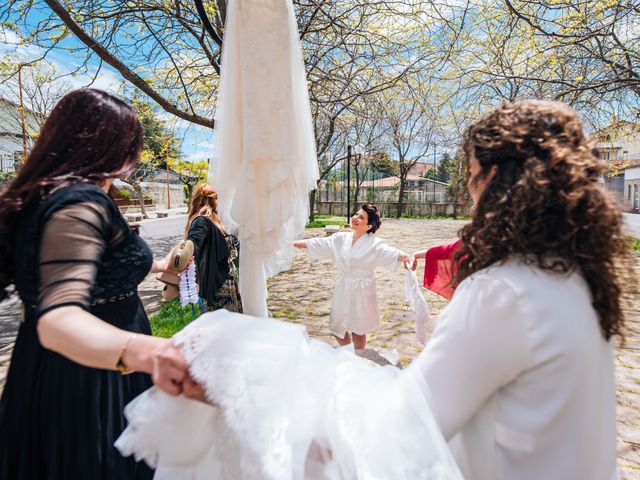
[294,203,412,348]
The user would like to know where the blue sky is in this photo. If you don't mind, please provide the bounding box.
[0,21,213,163]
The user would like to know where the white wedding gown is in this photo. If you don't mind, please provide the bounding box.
[116,310,461,479]
[209,0,319,317]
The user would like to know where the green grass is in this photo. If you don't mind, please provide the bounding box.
[271,305,298,320]
[305,219,345,229]
[149,299,199,338]
[399,212,470,220]
[631,237,640,251]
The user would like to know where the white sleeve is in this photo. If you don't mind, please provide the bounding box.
[406,273,531,440]
[305,235,334,261]
[374,239,404,271]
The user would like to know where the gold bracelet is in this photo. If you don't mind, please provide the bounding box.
[116,334,138,375]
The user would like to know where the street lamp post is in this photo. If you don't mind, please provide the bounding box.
[432,145,437,203]
[346,145,352,225]
[165,161,171,209]
[345,144,365,225]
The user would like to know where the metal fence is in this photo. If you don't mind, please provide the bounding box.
[316,159,448,206]
[0,153,21,173]
[316,201,470,218]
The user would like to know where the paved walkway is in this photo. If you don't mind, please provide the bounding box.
[624,213,640,237]
[0,217,638,478]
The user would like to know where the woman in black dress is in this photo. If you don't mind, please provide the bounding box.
[186,183,242,312]
[0,89,194,479]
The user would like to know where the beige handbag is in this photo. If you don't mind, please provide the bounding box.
[169,239,194,272]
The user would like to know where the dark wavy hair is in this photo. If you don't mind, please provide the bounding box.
[0,89,143,301]
[454,100,629,341]
[361,203,381,234]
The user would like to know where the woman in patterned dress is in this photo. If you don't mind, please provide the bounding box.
[186,183,242,313]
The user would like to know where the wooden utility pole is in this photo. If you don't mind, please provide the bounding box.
[165,161,171,209]
[18,65,28,164]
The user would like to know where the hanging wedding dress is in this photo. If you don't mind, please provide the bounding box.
[115,309,462,479]
[209,0,319,317]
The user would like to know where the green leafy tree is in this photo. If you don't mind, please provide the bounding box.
[445,150,469,219]
[424,168,439,181]
[168,159,208,204]
[436,153,452,183]
[121,96,183,218]
[370,149,398,178]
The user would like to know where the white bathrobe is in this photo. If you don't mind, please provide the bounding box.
[306,232,405,337]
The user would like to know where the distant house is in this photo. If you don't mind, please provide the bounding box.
[408,162,433,176]
[114,168,185,209]
[0,98,42,172]
[594,121,640,206]
[140,167,183,186]
[624,165,640,212]
[594,121,640,164]
[360,174,448,203]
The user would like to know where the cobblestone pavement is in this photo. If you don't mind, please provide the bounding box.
[0,217,638,478]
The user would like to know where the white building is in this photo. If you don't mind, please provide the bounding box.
[594,121,640,207]
[624,166,640,212]
[0,98,42,172]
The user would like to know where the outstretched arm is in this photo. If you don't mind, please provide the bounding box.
[408,249,428,270]
[293,240,308,249]
[398,252,415,270]
[413,250,428,260]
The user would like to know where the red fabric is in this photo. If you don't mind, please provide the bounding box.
[422,240,463,300]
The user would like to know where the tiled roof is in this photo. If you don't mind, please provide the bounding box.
[0,98,42,137]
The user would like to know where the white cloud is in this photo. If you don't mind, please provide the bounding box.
[1,27,123,94]
[0,28,21,45]
[0,28,46,59]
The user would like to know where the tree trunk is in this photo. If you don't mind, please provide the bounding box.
[186,183,194,206]
[352,184,361,213]
[309,189,317,222]
[123,178,149,219]
[396,176,406,218]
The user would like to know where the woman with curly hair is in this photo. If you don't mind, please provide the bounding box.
[405,100,628,479]
[294,203,413,349]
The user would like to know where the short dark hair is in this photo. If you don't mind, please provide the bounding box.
[361,203,381,234]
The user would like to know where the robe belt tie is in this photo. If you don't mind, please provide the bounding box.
[338,274,373,290]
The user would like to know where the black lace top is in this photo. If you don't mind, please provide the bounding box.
[14,184,153,317]
[0,183,155,479]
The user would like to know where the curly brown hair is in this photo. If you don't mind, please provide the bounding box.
[455,100,629,341]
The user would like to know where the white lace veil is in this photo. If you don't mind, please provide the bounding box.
[116,310,463,479]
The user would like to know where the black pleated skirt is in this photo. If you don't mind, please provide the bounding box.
[0,295,154,479]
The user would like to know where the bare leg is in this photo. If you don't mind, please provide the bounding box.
[352,333,366,350]
[334,332,351,346]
